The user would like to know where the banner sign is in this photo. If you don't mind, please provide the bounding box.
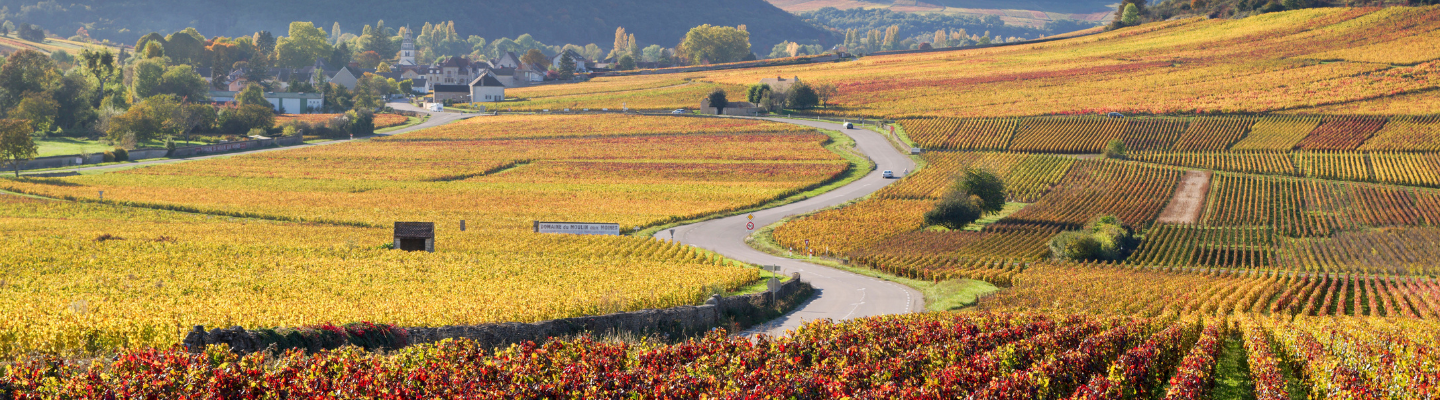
[534,221,621,236]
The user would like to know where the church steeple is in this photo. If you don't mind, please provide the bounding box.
[399,26,416,66]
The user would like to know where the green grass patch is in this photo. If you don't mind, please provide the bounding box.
[33,137,204,158]
[747,214,999,311]
[723,269,793,297]
[376,115,428,134]
[1213,337,1257,400]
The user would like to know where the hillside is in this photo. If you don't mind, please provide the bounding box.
[770,0,1114,14]
[501,6,1440,117]
[0,0,836,50]
[768,0,1115,27]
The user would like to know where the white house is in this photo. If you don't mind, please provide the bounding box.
[470,71,506,102]
[209,91,324,113]
[423,56,486,91]
[493,51,521,69]
[552,50,590,73]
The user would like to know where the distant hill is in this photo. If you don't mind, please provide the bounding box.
[768,0,1114,28]
[0,0,837,50]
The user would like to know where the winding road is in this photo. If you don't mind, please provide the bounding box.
[656,118,924,336]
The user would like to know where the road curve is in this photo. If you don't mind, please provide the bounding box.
[22,101,470,176]
[656,118,924,336]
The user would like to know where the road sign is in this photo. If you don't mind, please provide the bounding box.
[748,214,754,220]
[746,221,755,230]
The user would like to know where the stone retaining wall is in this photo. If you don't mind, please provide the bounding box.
[185,273,809,353]
[19,136,305,171]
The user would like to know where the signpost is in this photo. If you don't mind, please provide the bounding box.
[533,221,622,236]
[746,214,755,230]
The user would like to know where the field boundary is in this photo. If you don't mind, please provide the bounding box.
[183,274,813,354]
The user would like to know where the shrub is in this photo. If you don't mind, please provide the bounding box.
[1104,139,1128,159]
[111,148,128,162]
[1049,215,1135,261]
[923,193,983,230]
[786,82,819,109]
[102,151,115,162]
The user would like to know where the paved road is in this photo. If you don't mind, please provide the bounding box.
[656,118,924,336]
[21,101,470,176]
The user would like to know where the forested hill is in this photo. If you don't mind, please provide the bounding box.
[0,0,837,49]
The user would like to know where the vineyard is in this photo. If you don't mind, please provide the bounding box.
[10,5,1440,398]
[10,311,1440,398]
[0,115,855,357]
[455,7,1440,118]
[905,114,1440,155]
[1,115,848,231]
[274,113,409,129]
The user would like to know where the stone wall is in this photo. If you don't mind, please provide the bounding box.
[170,136,302,158]
[18,136,305,171]
[185,273,810,353]
[16,154,103,170]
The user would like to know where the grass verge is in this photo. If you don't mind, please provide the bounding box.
[746,214,999,311]
[376,114,429,134]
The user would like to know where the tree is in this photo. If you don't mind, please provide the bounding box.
[164,30,205,66]
[130,58,166,100]
[747,84,771,104]
[107,94,180,143]
[0,50,57,110]
[785,82,819,109]
[814,83,837,108]
[356,51,382,69]
[1104,139,1128,159]
[158,65,208,101]
[359,21,397,61]
[1049,215,1134,261]
[957,169,1006,214]
[923,192,983,230]
[609,27,631,60]
[707,88,728,115]
[376,62,392,72]
[328,42,352,67]
[223,104,275,134]
[679,25,750,64]
[617,54,636,70]
[17,23,45,42]
[1120,3,1142,26]
[141,41,165,59]
[14,92,59,134]
[180,103,217,141]
[253,31,277,55]
[277,22,333,68]
[519,49,549,69]
[135,32,166,55]
[558,54,576,80]
[0,119,37,177]
[236,83,269,108]
[641,45,667,63]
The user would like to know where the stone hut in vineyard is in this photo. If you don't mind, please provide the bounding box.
[394,222,435,252]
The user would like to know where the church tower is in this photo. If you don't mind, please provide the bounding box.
[399,27,416,66]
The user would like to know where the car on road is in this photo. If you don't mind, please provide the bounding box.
[882,170,894,179]
[672,109,686,114]
[843,122,854,129]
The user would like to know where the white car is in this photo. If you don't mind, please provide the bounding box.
[882,170,894,179]
[671,109,686,114]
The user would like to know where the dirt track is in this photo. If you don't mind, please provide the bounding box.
[1156,170,1212,224]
